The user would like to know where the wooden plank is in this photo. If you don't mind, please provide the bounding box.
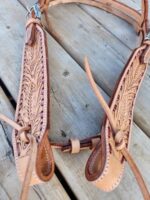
[0,1,150,199]
[0,87,70,200]
[79,5,139,50]
[80,0,150,49]
[23,0,150,137]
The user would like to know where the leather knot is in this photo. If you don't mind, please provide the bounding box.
[20,132,30,143]
[115,130,126,151]
[26,18,41,29]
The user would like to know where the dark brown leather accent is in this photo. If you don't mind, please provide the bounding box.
[36,130,55,181]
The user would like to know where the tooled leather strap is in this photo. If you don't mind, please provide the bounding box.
[84,40,150,199]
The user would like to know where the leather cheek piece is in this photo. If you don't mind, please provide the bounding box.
[36,130,55,182]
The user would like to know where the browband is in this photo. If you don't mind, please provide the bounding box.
[0,1,150,200]
[39,0,149,41]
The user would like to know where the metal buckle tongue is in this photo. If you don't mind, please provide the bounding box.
[32,3,41,19]
[26,2,41,19]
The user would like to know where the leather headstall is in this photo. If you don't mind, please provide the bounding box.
[0,1,150,200]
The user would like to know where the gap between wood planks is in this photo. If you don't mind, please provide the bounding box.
[0,78,78,200]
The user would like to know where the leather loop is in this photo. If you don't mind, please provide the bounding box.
[70,139,80,153]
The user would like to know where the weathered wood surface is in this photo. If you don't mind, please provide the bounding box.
[0,87,70,200]
[0,0,150,199]
[1,0,150,137]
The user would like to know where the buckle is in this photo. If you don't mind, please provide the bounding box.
[27,3,41,19]
[32,3,41,19]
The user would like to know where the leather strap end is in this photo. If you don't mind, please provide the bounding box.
[25,23,36,46]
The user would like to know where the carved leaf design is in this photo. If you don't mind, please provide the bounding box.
[15,26,48,156]
[112,49,147,144]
